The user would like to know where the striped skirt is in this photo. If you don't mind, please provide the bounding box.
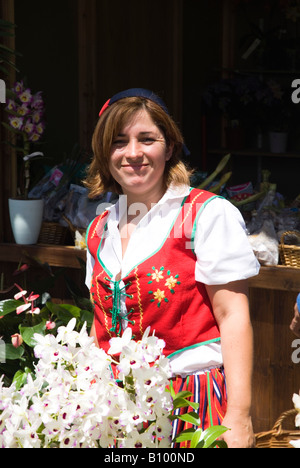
[171,367,227,447]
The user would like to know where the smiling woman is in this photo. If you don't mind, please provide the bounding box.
[83,88,260,448]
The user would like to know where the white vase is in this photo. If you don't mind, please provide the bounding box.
[8,198,44,245]
[269,131,288,154]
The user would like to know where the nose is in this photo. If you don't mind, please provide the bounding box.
[125,138,143,158]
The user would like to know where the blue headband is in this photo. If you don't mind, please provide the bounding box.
[99,88,170,116]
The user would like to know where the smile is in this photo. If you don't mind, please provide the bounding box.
[121,164,149,169]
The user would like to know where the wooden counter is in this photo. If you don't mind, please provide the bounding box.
[0,243,87,303]
[249,265,300,292]
[0,243,86,269]
[249,266,300,433]
[1,243,300,433]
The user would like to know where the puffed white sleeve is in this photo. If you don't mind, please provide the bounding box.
[193,197,260,285]
[85,250,95,289]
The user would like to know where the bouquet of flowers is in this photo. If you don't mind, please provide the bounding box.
[0,286,228,449]
[0,319,173,448]
[3,80,46,198]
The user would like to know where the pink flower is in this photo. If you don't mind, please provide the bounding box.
[11,333,23,348]
[46,320,56,330]
[16,303,31,315]
[28,292,40,302]
[14,285,40,315]
[14,290,27,300]
[13,264,30,276]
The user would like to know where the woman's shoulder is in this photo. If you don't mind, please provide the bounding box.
[86,210,110,243]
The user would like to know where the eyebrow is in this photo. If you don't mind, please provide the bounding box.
[117,131,159,137]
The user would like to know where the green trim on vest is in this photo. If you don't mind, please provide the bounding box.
[167,337,221,359]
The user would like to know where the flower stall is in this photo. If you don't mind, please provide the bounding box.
[1,0,300,449]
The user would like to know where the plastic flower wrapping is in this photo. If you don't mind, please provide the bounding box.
[0,319,173,448]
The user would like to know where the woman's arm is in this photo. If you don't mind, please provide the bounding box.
[206,279,255,448]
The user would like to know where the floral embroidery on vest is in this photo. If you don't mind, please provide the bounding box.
[147,266,181,307]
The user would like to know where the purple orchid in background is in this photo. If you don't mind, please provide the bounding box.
[7,80,45,143]
[3,80,46,197]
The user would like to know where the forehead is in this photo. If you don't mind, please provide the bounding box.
[120,109,160,134]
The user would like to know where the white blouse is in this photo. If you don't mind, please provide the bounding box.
[86,185,260,377]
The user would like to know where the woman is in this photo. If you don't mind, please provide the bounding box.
[84,88,260,448]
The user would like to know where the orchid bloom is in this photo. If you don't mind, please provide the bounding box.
[9,116,23,130]
[19,89,32,104]
[0,320,173,448]
[6,81,45,150]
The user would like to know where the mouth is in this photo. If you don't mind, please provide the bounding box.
[121,163,149,169]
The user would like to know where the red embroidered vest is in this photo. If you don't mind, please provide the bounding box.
[86,188,221,356]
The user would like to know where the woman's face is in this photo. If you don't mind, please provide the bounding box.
[108,109,172,202]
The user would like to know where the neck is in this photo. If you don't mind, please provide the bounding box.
[122,186,167,213]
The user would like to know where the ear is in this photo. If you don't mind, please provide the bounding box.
[165,143,174,161]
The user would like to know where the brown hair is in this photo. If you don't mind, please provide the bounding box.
[84,97,192,198]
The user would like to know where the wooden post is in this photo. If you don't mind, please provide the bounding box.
[77,0,98,153]
[0,0,16,242]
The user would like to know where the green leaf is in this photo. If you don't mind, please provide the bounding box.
[173,390,193,400]
[201,425,229,448]
[46,302,81,323]
[210,439,228,448]
[190,428,203,448]
[198,153,231,189]
[187,400,199,410]
[172,397,193,409]
[0,299,22,316]
[1,121,23,136]
[172,397,199,411]
[0,43,19,55]
[177,411,201,426]
[174,428,196,443]
[19,321,46,347]
[4,343,25,360]
[196,440,205,448]
[166,383,176,399]
[80,309,94,328]
[13,368,31,390]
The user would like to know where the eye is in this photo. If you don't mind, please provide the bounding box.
[140,137,155,144]
[112,138,127,148]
